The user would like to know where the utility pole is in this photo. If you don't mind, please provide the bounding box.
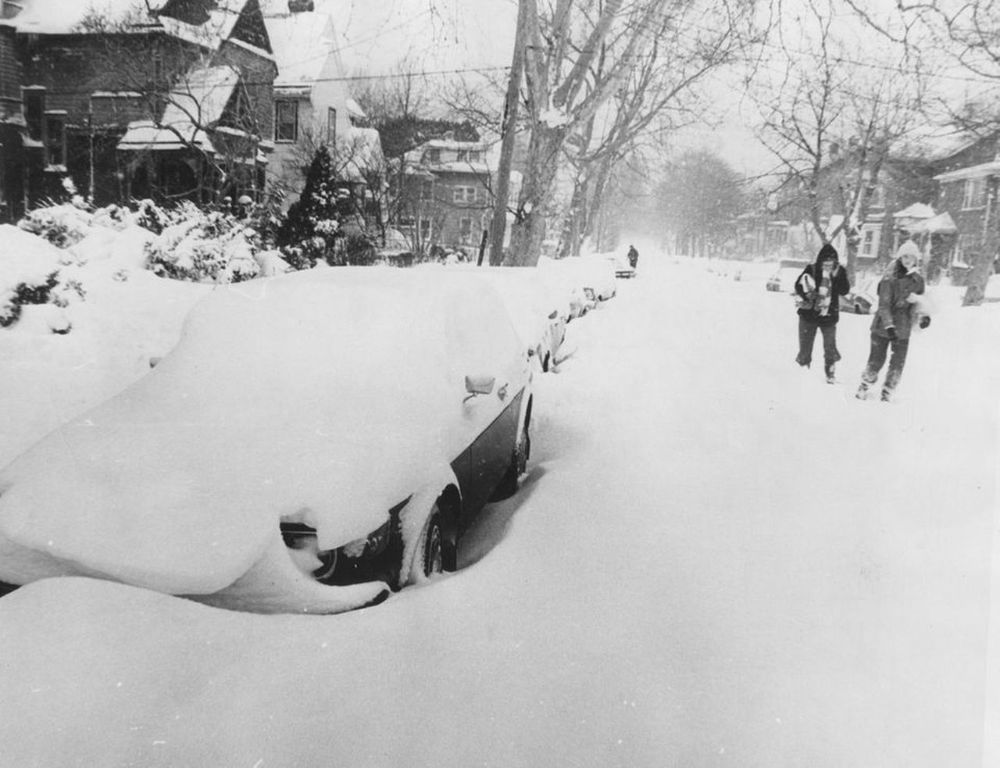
[487,0,527,266]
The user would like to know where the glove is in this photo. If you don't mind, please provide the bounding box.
[919,316,931,329]
[886,326,898,340]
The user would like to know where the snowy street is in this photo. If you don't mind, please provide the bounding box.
[0,251,998,766]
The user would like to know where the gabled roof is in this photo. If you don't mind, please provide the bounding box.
[263,10,337,88]
[161,65,239,128]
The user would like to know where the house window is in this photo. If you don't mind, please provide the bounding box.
[860,228,877,256]
[457,150,468,162]
[468,150,480,163]
[867,184,884,208]
[419,218,431,240]
[327,107,337,145]
[23,86,45,141]
[962,177,986,209]
[274,100,298,142]
[420,180,432,199]
[426,148,441,163]
[43,111,66,168]
[453,186,476,204]
[459,217,473,243]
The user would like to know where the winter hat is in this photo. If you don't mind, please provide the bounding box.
[895,240,921,260]
[817,243,838,262]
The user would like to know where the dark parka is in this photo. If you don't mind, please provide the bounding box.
[870,258,926,339]
[794,250,850,327]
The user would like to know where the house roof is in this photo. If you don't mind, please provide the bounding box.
[12,0,255,53]
[909,211,957,234]
[934,159,1000,182]
[12,0,166,33]
[263,11,338,88]
[117,119,214,152]
[161,65,239,129]
[893,202,936,220]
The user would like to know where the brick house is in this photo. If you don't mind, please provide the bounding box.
[9,0,276,209]
[768,145,938,276]
[930,132,1000,285]
[0,2,27,221]
[397,135,520,256]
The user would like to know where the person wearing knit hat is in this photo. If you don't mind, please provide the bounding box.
[793,242,850,383]
[856,239,929,402]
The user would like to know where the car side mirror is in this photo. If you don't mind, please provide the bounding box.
[464,375,495,401]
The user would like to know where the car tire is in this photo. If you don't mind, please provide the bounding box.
[412,508,444,581]
[490,406,531,501]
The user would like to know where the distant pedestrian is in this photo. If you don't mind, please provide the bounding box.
[856,240,930,402]
[794,243,850,383]
[627,244,639,269]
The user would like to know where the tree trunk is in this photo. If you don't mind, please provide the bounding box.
[505,124,564,266]
[964,182,999,305]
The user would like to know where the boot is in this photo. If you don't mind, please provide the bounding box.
[825,363,836,384]
[855,381,870,400]
[880,388,892,402]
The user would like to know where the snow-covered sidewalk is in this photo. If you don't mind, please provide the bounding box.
[0,252,996,767]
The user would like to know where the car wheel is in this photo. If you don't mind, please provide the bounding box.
[412,509,444,580]
[491,406,531,501]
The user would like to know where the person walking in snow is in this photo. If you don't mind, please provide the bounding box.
[794,242,850,383]
[856,240,930,402]
[627,244,639,269]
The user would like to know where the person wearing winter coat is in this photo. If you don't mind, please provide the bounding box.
[794,242,851,382]
[856,240,929,402]
[627,245,639,269]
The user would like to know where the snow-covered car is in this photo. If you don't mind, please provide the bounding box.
[606,252,636,279]
[537,257,598,320]
[440,265,568,373]
[576,255,619,300]
[0,268,533,614]
[766,259,809,293]
[839,276,877,314]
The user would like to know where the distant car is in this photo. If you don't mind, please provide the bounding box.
[840,276,877,314]
[538,257,598,319]
[606,252,636,279]
[0,268,534,614]
[766,259,809,293]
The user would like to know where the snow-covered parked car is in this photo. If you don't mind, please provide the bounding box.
[766,258,808,293]
[438,265,567,372]
[0,268,534,614]
[576,254,619,300]
[839,275,877,314]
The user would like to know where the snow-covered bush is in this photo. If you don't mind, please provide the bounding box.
[18,203,94,248]
[143,202,261,283]
[0,224,84,332]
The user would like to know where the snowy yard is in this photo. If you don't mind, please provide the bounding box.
[0,244,997,767]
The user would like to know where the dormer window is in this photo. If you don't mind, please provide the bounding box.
[426,148,440,163]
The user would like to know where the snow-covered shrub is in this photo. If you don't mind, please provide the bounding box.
[276,145,344,267]
[18,203,94,248]
[143,202,261,283]
[0,272,59,328]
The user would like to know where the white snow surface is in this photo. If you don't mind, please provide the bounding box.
[0,244,998,766]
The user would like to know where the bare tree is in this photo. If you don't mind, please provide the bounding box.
[841,0,1000,303]
[751,0,927,280]
[556,4,748,258]
[71,4,272,206]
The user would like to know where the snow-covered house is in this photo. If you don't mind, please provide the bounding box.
[931,131,1000,284]
[9,0,277,207]
[261,0,377,211]
[0,5,25,222]
[398,135,520,256]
